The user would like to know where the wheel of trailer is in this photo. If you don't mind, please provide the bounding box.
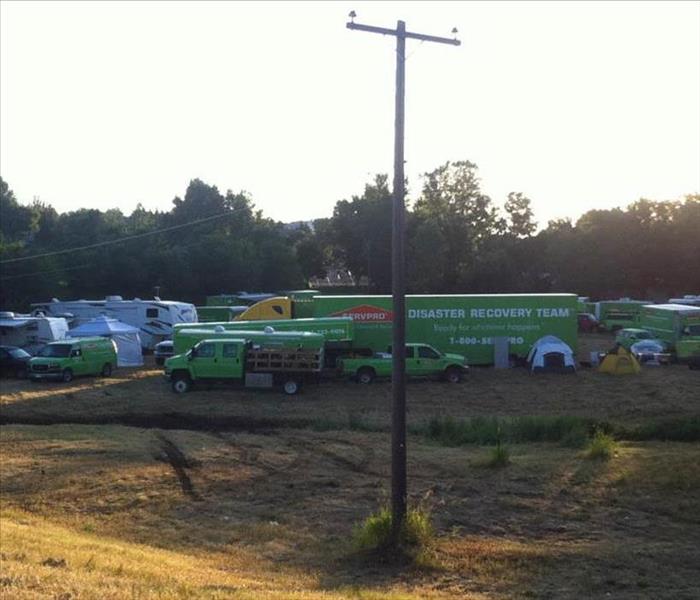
[357,367,375,385]
[282,378,301,395]
[101,363,112,377]
[445,366,462,384]
[172,375,191,393]
[62,368,74,383]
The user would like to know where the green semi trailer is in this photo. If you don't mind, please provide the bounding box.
[639,304,700,364]
[312,294,578,365]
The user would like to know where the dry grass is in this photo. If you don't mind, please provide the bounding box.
[1,423,699,599]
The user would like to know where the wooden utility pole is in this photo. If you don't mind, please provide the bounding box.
[346,13,460,542]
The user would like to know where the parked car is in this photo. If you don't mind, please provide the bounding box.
[615,328,655,350]
[154,340,174,366]
[29,337,117,382]
[577,313,599,333]
[629,339,670,365]
[0,345,32,378]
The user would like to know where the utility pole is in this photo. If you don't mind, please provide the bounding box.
[346,12,460,543]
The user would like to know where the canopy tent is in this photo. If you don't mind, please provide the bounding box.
[598,346,641,375]
[526,335,576,373]
[68,316,143,367]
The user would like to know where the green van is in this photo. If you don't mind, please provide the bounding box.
[29,337,117,382]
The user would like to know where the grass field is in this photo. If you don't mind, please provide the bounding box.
[1,334,699,598]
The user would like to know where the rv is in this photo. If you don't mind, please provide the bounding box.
[0,312,70,355]
[31,296,197,350]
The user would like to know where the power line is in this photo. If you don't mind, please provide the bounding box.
[0,210,240,265]
[0,264,93,281]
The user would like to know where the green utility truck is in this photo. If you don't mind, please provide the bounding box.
[594,299,651,332]
[338,343,467,384]
[639,304,700,364]
[172,327,325,356]
[29,337,117,382]
[164,337,322,395]
[313,294,578,365]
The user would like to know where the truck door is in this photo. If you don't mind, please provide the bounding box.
[415,345,441,376]
[221,342,244,379]
[404,346,418,374]
[189,342,219,379]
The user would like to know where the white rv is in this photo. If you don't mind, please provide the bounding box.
[0,312,70,355]
[31,296,197,350]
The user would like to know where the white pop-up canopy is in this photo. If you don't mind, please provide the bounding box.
[68,316,143,367]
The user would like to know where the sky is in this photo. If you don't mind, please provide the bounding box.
[1,1,699,226]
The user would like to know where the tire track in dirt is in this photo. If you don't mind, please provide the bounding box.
[154,432,201,500]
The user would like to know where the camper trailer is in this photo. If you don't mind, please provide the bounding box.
[31,296,197,350]
[0,312,69,355]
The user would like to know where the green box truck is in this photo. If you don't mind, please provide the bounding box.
[312,294,578,365]
[639,304,700,364]
[165,337,322,395]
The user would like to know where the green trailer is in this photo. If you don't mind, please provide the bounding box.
[173,327,325,356]
[174,317,353,366]
[312,294,578,365]
[594,299,651,331]
[639,304,700,363]
[175,317,352,343]
[195,306,247,323]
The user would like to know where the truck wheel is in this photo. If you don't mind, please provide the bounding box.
[15,367,27,379]
[445,366,462,384]
[357,367,375,385]
[62,369,74,383]
[171,376,191,393]
[282,378,301,395]
[101,363,113,377]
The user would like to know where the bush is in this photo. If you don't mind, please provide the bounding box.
[586,430,617,460]
[487,440,510,468]
[353,504,434,558]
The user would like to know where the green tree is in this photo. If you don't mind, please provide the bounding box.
[410,161,502,291]
[504,192,537,237]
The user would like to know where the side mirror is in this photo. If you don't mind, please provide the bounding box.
[188,353,194,361]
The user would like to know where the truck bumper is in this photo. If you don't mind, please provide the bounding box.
[29,372,63,381]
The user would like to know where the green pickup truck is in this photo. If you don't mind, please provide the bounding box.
[337,343,467,384]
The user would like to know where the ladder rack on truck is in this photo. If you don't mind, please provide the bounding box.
[246,348,322,372]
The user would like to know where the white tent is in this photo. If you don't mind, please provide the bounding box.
[526,335,576,373]
[68,316,143,367]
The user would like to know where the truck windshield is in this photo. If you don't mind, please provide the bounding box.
[37,344,72,358]
[8,348,31,359]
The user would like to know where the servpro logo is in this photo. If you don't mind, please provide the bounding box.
[330,305,393,322]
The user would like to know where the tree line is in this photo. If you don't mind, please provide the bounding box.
[1,163,698,311]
